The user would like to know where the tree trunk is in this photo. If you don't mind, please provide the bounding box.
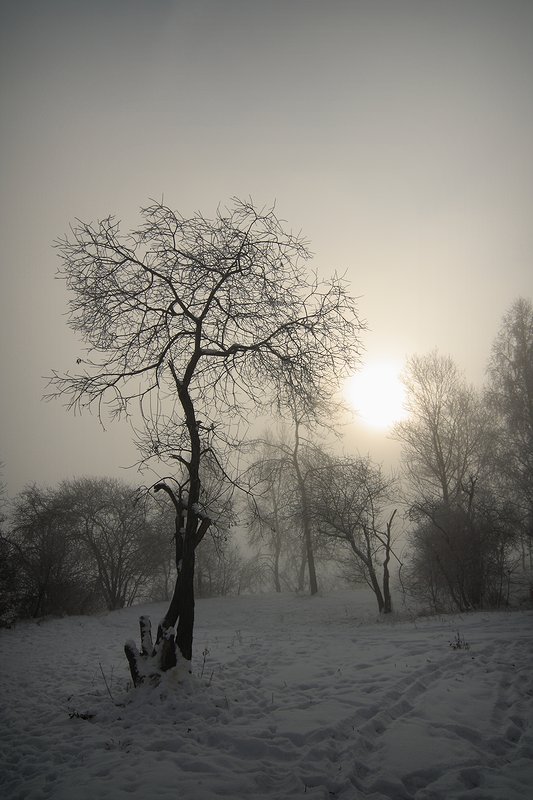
[176,543,195,661]
[369,566,385,613]
[292,420,318,595]
[274,547,281,593]
[125,479,200,686]
[304,521,318,595]
[382,559,392,613]
[382,551,392,614]
[382,510,396,614]
[297,543,307,592]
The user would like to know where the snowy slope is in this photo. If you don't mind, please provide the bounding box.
[1,589,532,800]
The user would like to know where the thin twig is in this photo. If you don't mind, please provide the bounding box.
[99,662,117,704]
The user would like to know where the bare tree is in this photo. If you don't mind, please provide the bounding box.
[0,464,14,624]
[392,350,515,611]
[47,198,364,684]
[5,479,167,619]
[311,453,398,613]
[289,406,320,594]
[7,485,96,618]
[246,422,326,595]
[61,477,161,610]
[404,486,520,612]
[249,415,340,595]
[194,534,250,598]
[487,297,533,569]
[246,444,289,593]
[392,351,491,509]
[142,496,178,602]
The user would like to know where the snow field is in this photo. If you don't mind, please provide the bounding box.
[1,588,532,799]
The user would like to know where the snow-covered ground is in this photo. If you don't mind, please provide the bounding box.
[1,589,532,800]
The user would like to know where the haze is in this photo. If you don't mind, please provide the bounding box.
[1,0,532,495]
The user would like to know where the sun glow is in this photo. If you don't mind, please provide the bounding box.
[345,362,408,430]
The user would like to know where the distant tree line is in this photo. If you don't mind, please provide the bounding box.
[1,298,530,628]
[0,476,260,626]
[245,431,398,614]
[243,297,533,615]
[394,297,533,612]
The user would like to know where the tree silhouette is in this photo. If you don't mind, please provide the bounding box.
[48,198,364,683]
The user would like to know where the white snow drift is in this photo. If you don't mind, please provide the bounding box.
[1,589,532,799]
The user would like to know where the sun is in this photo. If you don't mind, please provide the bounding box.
[344,361,408,430]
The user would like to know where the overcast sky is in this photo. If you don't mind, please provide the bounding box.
[1,0,533,495]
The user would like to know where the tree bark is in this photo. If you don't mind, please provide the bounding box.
[292,419,318,595]
[382,511,396,614]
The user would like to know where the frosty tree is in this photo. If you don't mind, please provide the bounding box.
[487,297,533,562]
[48,198,364,685]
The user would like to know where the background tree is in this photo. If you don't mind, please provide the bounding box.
[393,350,515,611]
[62,477,161,610]
[194,534,258,598]
[48,198,364,684]
[142,495,178,602]
[487,297,533,570]
[0,462,20,626]
[245,444,289,593]
[404,488,519,612]
[245,427,323,594]
[249,421,340,595]
[287,403,320,595]
[0,534,18,626]
[6,485,97,618]
[393,351,490,509]
[311,453,398,613]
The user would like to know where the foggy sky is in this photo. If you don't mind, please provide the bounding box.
[1,0,533,495]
